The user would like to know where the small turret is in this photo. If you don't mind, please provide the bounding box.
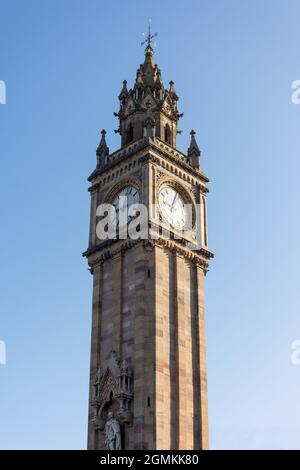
[96,129,109,167]
[187,130,201,169]
[169,80,177,97]
[118,80,128,106]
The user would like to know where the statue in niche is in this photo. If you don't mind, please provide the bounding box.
[105,411,122,450]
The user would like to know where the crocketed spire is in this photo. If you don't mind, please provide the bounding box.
[118,80,128,102]
[96,129,109,167]
[187,130,201,169]
[92,31,207,173]
[114,43,183,148]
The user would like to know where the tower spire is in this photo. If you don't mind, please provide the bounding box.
[112,25,183,149]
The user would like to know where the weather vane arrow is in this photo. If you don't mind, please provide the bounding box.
[141,19,158,48]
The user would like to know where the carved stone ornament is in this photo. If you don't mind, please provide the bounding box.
[92,350,133,430]
[154,168,164,184]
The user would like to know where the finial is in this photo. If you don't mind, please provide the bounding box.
[118,80,128,101]
[188,129,201,169]
[97,129,108,152]
[96,129,109,167]
[141,19,158,50]
[169,80,176,92]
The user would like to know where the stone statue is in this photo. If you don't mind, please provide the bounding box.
[105,412,122,450]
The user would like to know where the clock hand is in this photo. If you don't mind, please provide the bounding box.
[170,194,178,211]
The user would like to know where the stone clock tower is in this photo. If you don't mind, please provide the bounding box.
[84,38,213,450]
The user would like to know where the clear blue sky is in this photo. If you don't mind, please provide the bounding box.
[1,0,300,450]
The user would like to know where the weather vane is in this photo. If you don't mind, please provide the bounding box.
[141,19,158,49]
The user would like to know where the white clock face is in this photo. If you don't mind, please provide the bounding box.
[112,186,139,224]
[158,186,186,229]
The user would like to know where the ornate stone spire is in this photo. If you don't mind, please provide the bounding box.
[114,36,183,148]
[187,130,201,168]
[96,129,109,167]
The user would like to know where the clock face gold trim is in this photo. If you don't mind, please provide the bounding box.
[158,185,186,230]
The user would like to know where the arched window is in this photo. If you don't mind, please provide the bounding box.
[126,123,134,143]
[138,88,143,100]
[164,124,172,144]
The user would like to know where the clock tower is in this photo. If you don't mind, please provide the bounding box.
[84,38,213,450]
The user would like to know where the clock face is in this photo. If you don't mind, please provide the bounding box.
[112,186,140,224]
[158,186,186,230]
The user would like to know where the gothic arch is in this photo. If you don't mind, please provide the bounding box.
[126,122,134,144]
[164,123,172,145]
[104,176,141,204]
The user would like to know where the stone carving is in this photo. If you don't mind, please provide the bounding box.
[92,351,133,432]
[105,412,122,450]
[155,169,164,184]
[143,117,156,138]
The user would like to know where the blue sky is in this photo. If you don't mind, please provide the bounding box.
[0,0,300,449]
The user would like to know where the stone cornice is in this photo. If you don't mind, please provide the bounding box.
[119,104,178,123]
[83,238,214,273]
[88,137,209,185]
[88,138,148,182]
[149,138,209,183]
[139,151,209,194]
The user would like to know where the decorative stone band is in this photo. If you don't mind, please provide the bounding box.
[117,99,179,122]
[83,238,214,274]
[88,136,209,185]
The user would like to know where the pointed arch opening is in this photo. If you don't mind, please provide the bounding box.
[164,123,172,145]
[126,122,134,144]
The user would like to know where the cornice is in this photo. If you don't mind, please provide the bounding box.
[140,151,209,193]
[88,138,149,182]
[83,238,214,273]
[119,105,178,123]
[149,138,209,182]
[88,137,209,187]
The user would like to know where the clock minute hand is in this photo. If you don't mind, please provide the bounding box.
[170,193,178,211]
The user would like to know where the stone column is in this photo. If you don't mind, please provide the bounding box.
[196,265,209,449]
[89,187,98,247]
[170,251,179,449]
[176,255,187,449]
[112,252,123,357]
[87,262,103,449]
[154,246,171,449]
